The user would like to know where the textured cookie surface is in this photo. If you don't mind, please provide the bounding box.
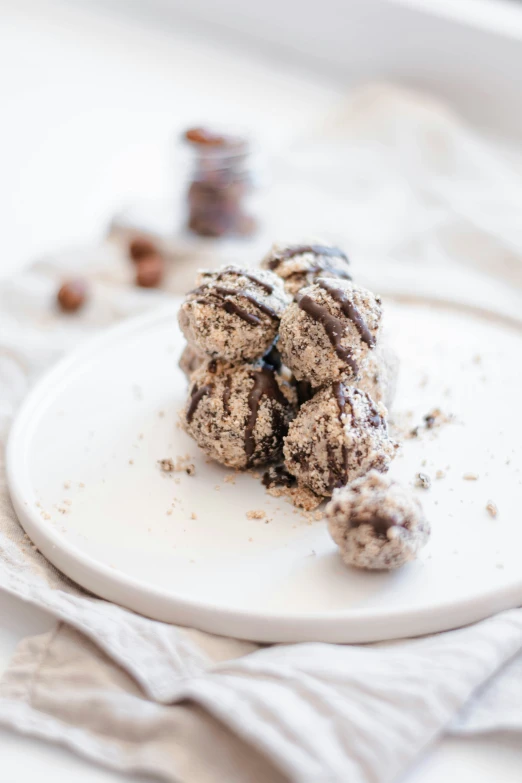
[178,344,205,380]
[278,279,382,387]
[283,383,396,497]
[261,242,351,297]
[178,265,290,363]
[183,360,297,469]
[356,343,399,410]
[326,471,430,570]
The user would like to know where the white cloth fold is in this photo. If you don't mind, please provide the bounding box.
[1,84,522,782]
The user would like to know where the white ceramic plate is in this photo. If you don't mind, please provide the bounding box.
[6,296,522,643]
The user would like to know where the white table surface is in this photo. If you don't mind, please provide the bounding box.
[1,1,521,780]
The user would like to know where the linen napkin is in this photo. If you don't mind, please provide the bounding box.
[1,84,522,782]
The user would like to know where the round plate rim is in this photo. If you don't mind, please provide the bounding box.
[6,295,522,643]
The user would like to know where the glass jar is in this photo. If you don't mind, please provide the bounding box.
[182,127,257,239]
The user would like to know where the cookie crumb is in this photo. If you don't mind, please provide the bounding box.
[214,485,221,491]
[435,470,446,479]
[190,512,197,520]
[158,458,175,472]
[224,474,237,484]
[129,459,134,465]
[158,455,196,475]
[158,410,165,418]
[415,472,431,489]
[63,481,71,489]
[79,482,85,488]
[266,483,322,511]
[463,473,479,481]
[486,501,498,518]
[246,509,266,520]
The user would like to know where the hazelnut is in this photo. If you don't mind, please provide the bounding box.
[57,279,88,312]
[136,255,164,288]
[184,127,227,146]
[129,236,158,262]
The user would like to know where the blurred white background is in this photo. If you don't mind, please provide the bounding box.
[2,0,522,279]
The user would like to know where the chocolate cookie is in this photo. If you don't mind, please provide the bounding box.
[326,471,430,570]
[183,360,297,469]
[178,265,290,363]
[261,242,351,297]
[283,383,396,497]
[278,279,382,387]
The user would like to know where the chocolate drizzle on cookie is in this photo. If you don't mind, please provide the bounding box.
[317,279,375,348]
[244,367,288,467]
[192,278,280,326]
[296,291,358,373]
[268,244,349,269]
[214,267,275,294]
[186,384,213,423]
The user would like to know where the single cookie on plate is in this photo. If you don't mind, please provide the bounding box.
[326,471,430,570]
[283,383,396,497]
[183,359,297,469]
[278,278,382,387]
[178,265,290,363]
[261,241,351,297]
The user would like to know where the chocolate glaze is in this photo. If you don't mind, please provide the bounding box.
[215,267,275,294]
[268,244,349,269]
[195,295,261,326]
[317,279,375,347]
[308,264,351,281]
[296,292,358,373]
[244,368,288,467]
[192,282,279,325]
[186,383,212,423]
[213,286,279,320]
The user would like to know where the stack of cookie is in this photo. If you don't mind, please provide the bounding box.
[177,265,297,469]
[177,242,398,500]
